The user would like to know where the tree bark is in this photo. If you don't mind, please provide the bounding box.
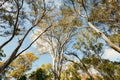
[88,22,120,53]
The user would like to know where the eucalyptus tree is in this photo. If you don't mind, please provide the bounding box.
[1,0,120,79]
[29,63,52,80]
[6,52,38,79]
[63,0,120,53]
[61,0,120,79]
[0,0,54,73]
[30,2,83,79]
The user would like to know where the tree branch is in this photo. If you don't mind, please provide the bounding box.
[65,52,94,79]
[0,0,21,49]
[0,0,9,7]
[16,24,52,57]
[88,22,120,53]
[0,7,47,73]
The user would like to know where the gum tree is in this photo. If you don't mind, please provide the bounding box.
[64,0,120,53]
[30,6,81,79]
[0,0,53,73]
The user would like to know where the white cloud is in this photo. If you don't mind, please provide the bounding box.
[30,29,57,54]
[30,29,50,54]
[102,48,120,61]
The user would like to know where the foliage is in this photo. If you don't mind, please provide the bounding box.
[0,61,4,66]
[16,57,120,80]
[0,0,26,36]
[6,52,38,79]
[63,63,81,80]
[0,0,53,74]
[73,29,104,58]
[29,63,52,80]
[88,0,120,45]
[0,49,6,61]
[18,75,27,80]
[109,33,120,44]
[30,5,79,79]
[82,57,120,80]
[0,0,120,80]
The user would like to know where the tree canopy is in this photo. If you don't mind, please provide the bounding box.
[0,0,120,80]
